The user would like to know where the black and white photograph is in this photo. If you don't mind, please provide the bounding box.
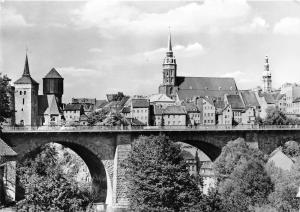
[1,0,300,211]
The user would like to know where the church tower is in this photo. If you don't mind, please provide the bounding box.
[158,31,177,99]
[262,55,272,93]
[14,54,39,126]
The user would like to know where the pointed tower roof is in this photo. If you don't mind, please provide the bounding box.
[23,54,30,76]
[168,32,172,52]
[14,54,39,85]
[44,68,63,79]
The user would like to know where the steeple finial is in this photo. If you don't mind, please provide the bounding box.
[168,26,172,52]
[23,53,30,76]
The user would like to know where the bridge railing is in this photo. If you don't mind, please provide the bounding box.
[2,124,300,132]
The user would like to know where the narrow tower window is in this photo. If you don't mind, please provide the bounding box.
[20,91,22,95]
[23,98,25,105]
[24,91,26,95]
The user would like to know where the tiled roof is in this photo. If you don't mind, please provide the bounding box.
[293,97,300,103]
[132,99,149,108]
[121,107,131,113]
[38,95,60,115]
[262,93,275,104]
[64,103,82,111]
[0,138,17,157]
[163,105,186,115]
[44,68,63,79]
[240,90,260,107]
[14,76,39,85]
[183,102,199,112]
[149,94,174,103]
[214,99,225,109]
[226,95,245,109]
[95,100,108,108]
[131,118,146,126]
[176,76,238,100]
[72,98,96,104]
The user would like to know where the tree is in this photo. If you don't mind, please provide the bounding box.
[0,73,13,125]
[267,158,300,211]
[124,135,202,211]
[213,138,273,212]
[213,138,266,182]
[263,106,289,125]
[16,144,92,211]
[219,159,273,212]
[282,140,300,158]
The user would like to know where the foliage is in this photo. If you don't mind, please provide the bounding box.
[16,144,92,211]
[263,106,289,125]
[213,138,273,212]
[124,135,203,211]
[213,138,266,182]
[0,73,13,125]
[87,109,128,126]
[218,158,273,212]
[282,140,300,158]
[267,158,300,212]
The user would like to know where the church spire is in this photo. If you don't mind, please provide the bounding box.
[23,53,30,76]
[168,31,172,52]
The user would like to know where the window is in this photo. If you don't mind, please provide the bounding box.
[24,91,26,95]
[20,91,22,95]
[23,98,25,105]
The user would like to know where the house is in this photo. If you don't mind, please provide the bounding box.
[225,94,245,124]
[255,90,276,118]
[148,93,175,108]
[218,104,233,126]
[181,150,199,177]
[162,105,186,126]
[63,104,83,124]
[131,99,150,125]
[240,90,261,118]
[183,102,201,126]
[152,105,164,126]
[38,95,62,126]
[197,96,216,125]
[0,138,17,204]
[79,114,89,126]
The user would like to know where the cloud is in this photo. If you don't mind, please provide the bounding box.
[222,70,244,78]
[72,0,253,36]
[232,17,269,33]
[273,17,300,35]
[0,7,32,28]
[57,66,103,77]
[131,42,205,64]
[89,48,103,53]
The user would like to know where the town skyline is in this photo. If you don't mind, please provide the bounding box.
[1,1,300,101]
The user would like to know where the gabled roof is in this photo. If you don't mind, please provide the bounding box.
[176,76,238,100]
[38,95,61,115]
[44,68,63,79]
[163,105,186,115]
[262,93,275,104]
[268,148,294,171]
[79,114,88,121]
[64,103,82,111]
[240,90,260,107]
[293,97,300,103]
[149,94,175,103]
[226,94,245,110]
[0,138,17,157]
[214,99,225,109]
[132,99,149,108]
[95,100,108,108]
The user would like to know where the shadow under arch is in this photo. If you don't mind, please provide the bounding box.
[179,140,222,161]
[18,141,108,204]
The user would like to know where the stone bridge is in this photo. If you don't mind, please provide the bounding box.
[2,127,300,210]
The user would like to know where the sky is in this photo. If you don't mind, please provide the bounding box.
[1,0,300,102]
